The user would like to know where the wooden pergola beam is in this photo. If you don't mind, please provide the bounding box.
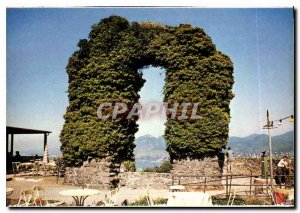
[6,126,51,158]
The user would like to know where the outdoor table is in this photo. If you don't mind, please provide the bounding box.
[167,192,212,207]
[59,189,100,206]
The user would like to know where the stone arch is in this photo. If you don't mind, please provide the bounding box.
[60,16,234,166]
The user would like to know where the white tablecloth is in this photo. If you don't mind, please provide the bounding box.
[59,189,100,197]
[167,192,213,207]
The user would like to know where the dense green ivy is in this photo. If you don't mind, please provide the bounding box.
[60,16,234,166]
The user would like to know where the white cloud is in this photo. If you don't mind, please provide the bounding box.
[135,117,166,138]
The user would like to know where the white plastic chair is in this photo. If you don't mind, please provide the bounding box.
[227,188,236,205]
[146,189,166,206]
[267,186,276,205]
[286,189,294,205]
[14,188,37,207]
[34,186,64,207]
[146,189,154,206]
[104,186,120,206]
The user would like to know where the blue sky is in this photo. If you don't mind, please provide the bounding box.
[6,8,294,155]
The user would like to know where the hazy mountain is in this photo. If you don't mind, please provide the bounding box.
[134,131,294,169]
[228,131,294,155]
[16,131,294,169]
[134,134,169,169]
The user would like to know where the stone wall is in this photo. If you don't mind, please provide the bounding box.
[64,157,269,191]
[63,157,225,190]
[118,172,172,189]
[232,157,261,175]
[64,157,119,190]
[171,157,223,190]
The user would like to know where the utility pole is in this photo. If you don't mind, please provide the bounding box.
[263,110,294,190]
[265,110,274,189]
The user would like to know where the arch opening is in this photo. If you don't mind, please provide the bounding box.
[134,66,168,169]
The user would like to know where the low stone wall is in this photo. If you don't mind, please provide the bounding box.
[118,172,172,189]
[64,157,270,190]
[63,157,225,190]
[63,156,295,191]
[171,157,223,190]
[64,157,119,190]
[232,157,261,175]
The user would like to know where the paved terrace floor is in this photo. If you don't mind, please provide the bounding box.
[6,175,286,207]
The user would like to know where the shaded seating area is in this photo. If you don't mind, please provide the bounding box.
[6,126,52,176]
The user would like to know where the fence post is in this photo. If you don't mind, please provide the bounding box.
[266,173,269,194]
[285,175,287,189]
[229,175,233,194]
[250,172,252,195]
[204,178,207,193]
[226,175,228,199]
[172,175,174,185]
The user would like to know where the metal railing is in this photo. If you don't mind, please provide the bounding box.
[171,173,294,198]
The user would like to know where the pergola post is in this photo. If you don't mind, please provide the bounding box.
[6,133,8,155]
[11,134,14,157]
[43,133,49,164]
[44,133,47,151]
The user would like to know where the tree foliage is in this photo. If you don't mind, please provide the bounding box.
[143,160,172,173]
[60,16,234,166]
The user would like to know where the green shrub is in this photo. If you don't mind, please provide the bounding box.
[153,198,168,205]
[244,196,270,205]
[212,197,245,205]
[143,160,172,173]
[123,160,136,172]
[130,196,168,206]
[130,196,149,206]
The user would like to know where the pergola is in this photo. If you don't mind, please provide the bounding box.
[6,126,52,163]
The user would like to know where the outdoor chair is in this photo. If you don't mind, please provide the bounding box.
[13,188,37,207]
[146,189,154,206]
[104,186,120,206]
[41,164,54,176]
[30,162,40,176]
[286,189,294,205]
[34,186,48,206]
[227,188,236,206]
[266,186,276,205]
[34,186,64,207]
[146,189,167,207]
[12,162,21,175]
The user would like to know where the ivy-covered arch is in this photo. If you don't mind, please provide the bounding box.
[60,16,234,166]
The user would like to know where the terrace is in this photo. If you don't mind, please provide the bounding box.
[6,156,295,207]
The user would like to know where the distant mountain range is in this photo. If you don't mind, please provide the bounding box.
[134,131,294,169]
[18,131,294,169]
[228,131,294,155]
[134,135,169,169]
